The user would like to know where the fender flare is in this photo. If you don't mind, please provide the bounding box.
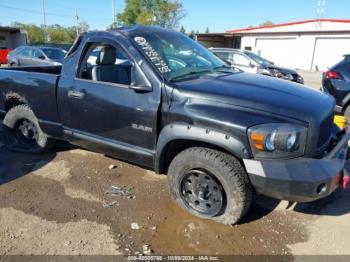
[154,123,251,173]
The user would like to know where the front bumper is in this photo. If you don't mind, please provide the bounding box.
[244,129,350,202]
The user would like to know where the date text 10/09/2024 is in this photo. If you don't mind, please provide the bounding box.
[127,255,220,261]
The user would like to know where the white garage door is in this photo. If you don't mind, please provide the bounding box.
[312,37,350,71]
[255,37,298,69]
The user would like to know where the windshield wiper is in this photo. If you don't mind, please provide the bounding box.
[169,69,213,82]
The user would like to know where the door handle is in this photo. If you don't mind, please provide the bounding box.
[68,90,85,99]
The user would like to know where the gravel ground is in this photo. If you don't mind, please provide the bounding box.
[1,73,350,259]
[297,70,323,89]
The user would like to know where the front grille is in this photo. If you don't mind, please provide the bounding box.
[317,113,334,148]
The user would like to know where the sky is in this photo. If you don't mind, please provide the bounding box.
[0,0,349,32]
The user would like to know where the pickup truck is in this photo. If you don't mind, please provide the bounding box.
[0,25,349,225]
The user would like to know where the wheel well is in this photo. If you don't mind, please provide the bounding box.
[158,139,239,175]
[4,95,26,112]
[343,101,350,113]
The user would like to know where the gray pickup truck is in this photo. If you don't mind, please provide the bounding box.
[0,25,349,225]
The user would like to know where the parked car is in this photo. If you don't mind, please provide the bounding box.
[322,55,350,119]
[8,46,67,66]
[0,26,348,225]
[210,48,304,84]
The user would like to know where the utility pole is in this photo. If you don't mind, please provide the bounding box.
[42,0,47,43]
[75,8,80,36]
[112,0,116,25]
[316,0,326,28]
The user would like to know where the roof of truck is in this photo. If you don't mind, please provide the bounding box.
[109,24,175,36]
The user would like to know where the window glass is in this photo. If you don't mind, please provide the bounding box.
[20,48,31,57]
[79,43,131,86]
[232,53,251,67]
[42,48,66,59]
[214,52,234,65]
[130,31,229,82]
[33,49,44,58]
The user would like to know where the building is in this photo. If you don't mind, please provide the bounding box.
[0,26,27,50]
[197,19,350,71]
[0,26,27,64]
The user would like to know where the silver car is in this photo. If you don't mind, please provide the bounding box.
[210,47,304,84]
[8,46,67,67]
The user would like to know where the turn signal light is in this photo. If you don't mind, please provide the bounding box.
[251,133,265,151]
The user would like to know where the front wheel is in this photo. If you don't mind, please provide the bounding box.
[3,105,54,154]
[168,147,252,225]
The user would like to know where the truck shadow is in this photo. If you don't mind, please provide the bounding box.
[242,186,350,225]
[0,141,73,186]
[293,187,350,217]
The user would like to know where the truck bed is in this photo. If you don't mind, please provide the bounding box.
[0,65,62,137]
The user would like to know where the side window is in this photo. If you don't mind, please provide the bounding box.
[215,52,234,65]
[233,53,251,67]
[78,42,132,86]
[33,49,44,58]
[19,48,31,57]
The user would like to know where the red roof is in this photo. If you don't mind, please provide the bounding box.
[226,19,350,33]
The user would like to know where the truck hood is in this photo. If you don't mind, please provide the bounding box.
[175,72,334,122]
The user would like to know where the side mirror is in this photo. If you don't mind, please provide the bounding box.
[130,65,152,92]
[38,55,46,60]
[250,62,256,68]
[130,83,153,92]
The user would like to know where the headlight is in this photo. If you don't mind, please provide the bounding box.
[248,123,307,159]
[272,69,293,81]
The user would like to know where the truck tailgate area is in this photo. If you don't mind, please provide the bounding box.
[0,67,61,135]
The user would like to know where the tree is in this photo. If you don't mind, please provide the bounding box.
[180,25,186,34]
[117,0,186,29]
[11,21,90,44]
[260,20,274,27]
[205,27,210,33]
[188,30,196,39]
[49,25,71,44]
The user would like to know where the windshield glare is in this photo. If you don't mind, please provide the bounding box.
[42,48,66,60]
[132,31,229,81]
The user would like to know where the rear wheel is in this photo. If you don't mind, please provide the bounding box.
[3,105,54,153]
[168,147,252,225]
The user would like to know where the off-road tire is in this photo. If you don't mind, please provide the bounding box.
[168,147,252,225]
[3,105,54,153]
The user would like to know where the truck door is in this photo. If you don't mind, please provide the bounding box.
[59,38,160,166]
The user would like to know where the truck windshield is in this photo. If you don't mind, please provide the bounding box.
[131,31,231,82]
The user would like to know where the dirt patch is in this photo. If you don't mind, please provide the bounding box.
[0,208,119,255]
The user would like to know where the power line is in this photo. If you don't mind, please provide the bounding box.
[0,3,73,19]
